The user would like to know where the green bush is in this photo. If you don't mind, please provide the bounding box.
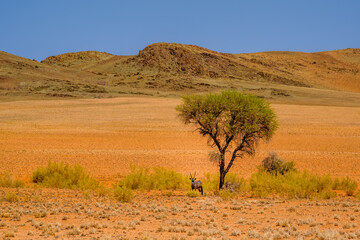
[203,172,247,193]
[32,161,99,190]
[187,190,199,197]
[0,173,24,188]
[114,186,134,202]
[261,152,296,175]
[250,170,337,199]
[118,166,187,190]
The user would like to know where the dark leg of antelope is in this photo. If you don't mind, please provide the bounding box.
[199,186,203,195]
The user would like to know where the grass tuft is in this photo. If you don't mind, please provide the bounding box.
[5,191,19,202]
[187,190,199,197]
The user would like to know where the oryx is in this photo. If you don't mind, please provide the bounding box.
[189,172,203,195]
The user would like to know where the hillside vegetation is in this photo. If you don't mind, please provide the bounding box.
[1,43,359,105]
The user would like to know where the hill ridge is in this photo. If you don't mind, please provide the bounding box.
[1,43,359,104]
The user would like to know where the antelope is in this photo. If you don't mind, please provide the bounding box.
[190,173,203,195]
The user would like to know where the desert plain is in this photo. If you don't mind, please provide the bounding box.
[1,96,360,239]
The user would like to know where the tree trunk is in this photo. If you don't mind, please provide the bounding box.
[219,154,225,190]
[219,170,226,190]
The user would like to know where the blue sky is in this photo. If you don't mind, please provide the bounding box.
[1,0,359,61]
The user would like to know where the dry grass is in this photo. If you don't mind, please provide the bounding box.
[0,188,360,239]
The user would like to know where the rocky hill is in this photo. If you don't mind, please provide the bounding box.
[41,51,114,69]
[1,43,359,105]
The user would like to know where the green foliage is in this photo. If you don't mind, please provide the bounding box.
[0,173,24,188]
[187,190,199,197]
[176,90,278,147]
[5,191,19,202]
[203,172,247,193]
[114,186,134,202]
[32,161,99,190]
[250,170,338,199]
[118,166,187,190]
[261,152,296,175]
[333,177,358,196]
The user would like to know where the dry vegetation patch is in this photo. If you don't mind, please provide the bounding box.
[1,188,360,239]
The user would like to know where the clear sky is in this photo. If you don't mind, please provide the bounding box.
[1,0,359,61]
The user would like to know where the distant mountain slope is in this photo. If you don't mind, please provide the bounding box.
[235,49,360,92]
[1,43,359,105]
[41,51,114,69]
[82,43,360,92]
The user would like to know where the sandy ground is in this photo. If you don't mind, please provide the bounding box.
[1,189,360,239]
[0,96,359,183]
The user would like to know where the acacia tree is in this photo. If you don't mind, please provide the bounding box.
[176,90,278,190]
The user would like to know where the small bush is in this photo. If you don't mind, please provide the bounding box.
[5,191,19,202]
[118,166,187,190]
[32,161,99,190]
[114,186,134,202]
[261,152,296,175]
[333,177,358,196]
[187,190,199,197]
[0,173,24,188]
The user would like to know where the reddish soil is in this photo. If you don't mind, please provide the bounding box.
[0,97,359,183]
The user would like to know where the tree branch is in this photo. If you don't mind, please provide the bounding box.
[224,133,250,175]
[196,119,222,153]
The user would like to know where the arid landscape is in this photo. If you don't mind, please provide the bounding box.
[1,96,360,239]
[1,43,360,239]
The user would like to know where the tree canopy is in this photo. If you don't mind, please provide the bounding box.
[176,90,278,189]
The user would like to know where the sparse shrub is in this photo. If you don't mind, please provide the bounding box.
[118,166,187,190]
[187,190,199,197]
[32,161,99,190]
[231,229,241,236]
[5,191,19,202]
[0,173,24,188]
[67,227,81,236]
[333,176,358,196]
[4,230,15,238]
[34,210,47,218]
[114,186,134,202]
[260,152,296,175]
